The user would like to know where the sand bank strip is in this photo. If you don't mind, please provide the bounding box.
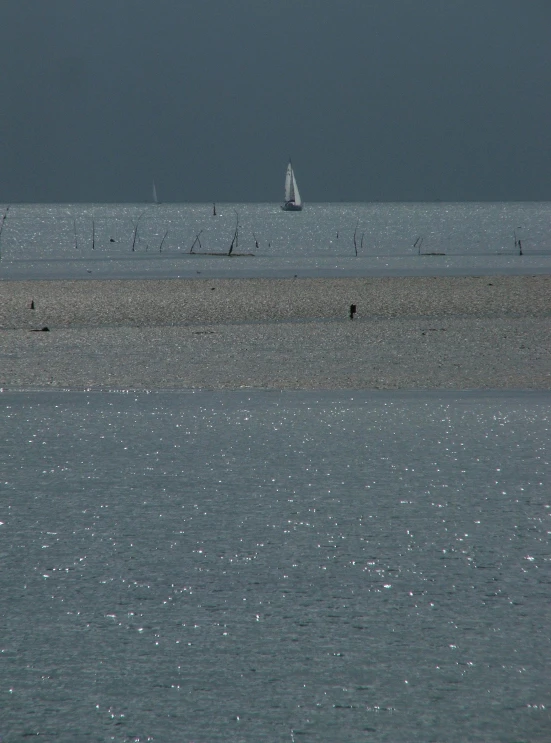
[0,276,549,390]
[1,275,550,328]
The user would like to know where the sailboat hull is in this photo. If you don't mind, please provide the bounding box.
[281,202,303,211]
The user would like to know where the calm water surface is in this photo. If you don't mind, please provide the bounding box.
[1,390,550,742]
[1,202,550,279]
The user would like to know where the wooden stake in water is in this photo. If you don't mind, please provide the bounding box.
[190,230,203,254]
[0,205,9,258]
[228,210,239,255]
[514,227,523,256]
[131,210,145,252]
[0,205,9,238]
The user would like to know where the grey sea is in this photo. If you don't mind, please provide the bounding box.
[1,201,550,280]
[1,390,550,743]
[1,203,550,742]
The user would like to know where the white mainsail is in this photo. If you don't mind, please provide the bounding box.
[152,181,158,204]
[284,162,293,202]
[283,160,302,209]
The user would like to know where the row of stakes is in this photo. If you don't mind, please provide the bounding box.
[1,205,526,257]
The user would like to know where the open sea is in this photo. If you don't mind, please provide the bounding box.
[1,204,550,741]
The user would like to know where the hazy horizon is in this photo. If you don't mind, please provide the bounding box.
[4,198,551,206]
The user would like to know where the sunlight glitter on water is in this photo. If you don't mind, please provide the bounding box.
[1,389,550,740]
[1,202,550,279]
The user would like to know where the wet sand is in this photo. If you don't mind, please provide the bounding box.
[1,276,549,390]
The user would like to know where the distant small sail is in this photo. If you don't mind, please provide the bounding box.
[152,181,159,204]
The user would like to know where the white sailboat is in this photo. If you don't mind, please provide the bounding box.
[282,160,303,211]
[152,181,159,204]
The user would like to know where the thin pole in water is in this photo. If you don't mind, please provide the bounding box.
[515,227,523,256]
[353,220,359,257]
[0,205,9,239]
[190,230,203,254]
[0,205,9,258]
[229,210,239,255]
[131,210,145,252]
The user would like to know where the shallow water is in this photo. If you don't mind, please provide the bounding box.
[1,202,550,279]
[1,389,550,742]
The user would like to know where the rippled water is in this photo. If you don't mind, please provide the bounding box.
[1,202,550,279]
[1,390,550,742]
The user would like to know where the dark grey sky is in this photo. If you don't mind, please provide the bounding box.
[1,1,550,202]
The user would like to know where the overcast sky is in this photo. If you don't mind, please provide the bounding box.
[1,1,550,202]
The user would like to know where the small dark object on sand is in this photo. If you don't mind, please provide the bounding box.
[30,300,35,309]
[349,304,357,320]
[31,326,49,332]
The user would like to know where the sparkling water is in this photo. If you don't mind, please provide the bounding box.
[1,390,550,742]
[1,202,550,279]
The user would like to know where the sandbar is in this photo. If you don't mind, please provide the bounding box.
[0,276,549,390]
